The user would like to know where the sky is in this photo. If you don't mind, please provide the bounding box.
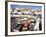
[11,5,42,10]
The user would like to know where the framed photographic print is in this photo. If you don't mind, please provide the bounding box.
[5,1,45,36]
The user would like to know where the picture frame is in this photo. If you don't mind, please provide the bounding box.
[5,1,45,36]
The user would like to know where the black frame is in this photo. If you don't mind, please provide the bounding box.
[5,1,45,36]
